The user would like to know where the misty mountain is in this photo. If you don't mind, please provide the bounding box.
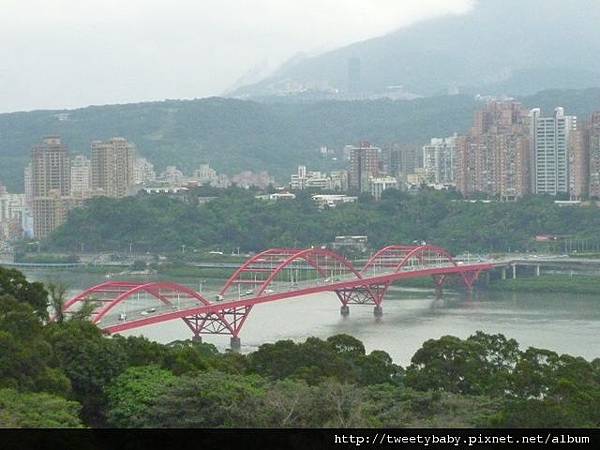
[230,0,600,99]
[2,88,600,193]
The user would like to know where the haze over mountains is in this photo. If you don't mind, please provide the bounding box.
[3,1,600,193]
[230,0,600,99]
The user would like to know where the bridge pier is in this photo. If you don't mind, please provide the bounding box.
[501,267,507,280]
[373,305,383,318]
[230,336,241,352]
[192,335,203,343]
[340,305,350,317]
[435,286,443,299]
[512,264,517,279]
[432,274,446,299]
[536,265,541,277]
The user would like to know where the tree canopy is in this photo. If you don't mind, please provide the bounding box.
[46,188,600,255]
[0,266,598,428]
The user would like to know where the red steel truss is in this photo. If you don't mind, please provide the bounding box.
[58,245,492,345]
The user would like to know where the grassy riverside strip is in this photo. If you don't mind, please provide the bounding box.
[488,275,600,295]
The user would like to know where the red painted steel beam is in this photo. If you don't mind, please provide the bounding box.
[103,262,493,334]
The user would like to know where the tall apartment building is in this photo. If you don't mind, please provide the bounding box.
[422,135,457,185]
[70,154,91,200]
[31,136,72,239]
[23,163,33,207]
[568,129,589,200]
[91,138,136,198]
[0,185,26,241]
[348,142,379,192]
[456,101,531,199]
[588,112,600,199]
[387,143,422,178]
[530,107,577,196]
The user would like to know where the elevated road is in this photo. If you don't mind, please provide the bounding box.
[58,244,494,349]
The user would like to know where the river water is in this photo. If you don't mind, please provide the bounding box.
[22,269,600,366]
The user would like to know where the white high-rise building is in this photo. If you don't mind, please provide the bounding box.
[70,154,91,199]
[422,134,457,185]
[530,107,577,195]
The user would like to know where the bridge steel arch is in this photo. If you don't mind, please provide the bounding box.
[361,244,482,289]
[339,244,486,317]
[57,280,235,336]
[61,245,493,350]
[220,247,365,299]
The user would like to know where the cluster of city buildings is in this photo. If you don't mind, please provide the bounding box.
[3,99,600,246]
[285,101,600,203]
[287,142,422,200]
[427,101,600,201]
[0,136,275,244]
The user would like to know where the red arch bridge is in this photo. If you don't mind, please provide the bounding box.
[59,245,493,350]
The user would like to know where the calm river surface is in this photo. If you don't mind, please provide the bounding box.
[23,268,600,366]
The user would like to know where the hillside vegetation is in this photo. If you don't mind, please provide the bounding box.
[46,188,600,255]
[2,89,600,192]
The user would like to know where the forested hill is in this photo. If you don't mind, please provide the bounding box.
[2,88,600,192]
[47,189,600,255]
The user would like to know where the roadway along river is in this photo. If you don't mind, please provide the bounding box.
[22,269,600,366]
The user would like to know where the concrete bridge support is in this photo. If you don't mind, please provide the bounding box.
[373,305,383,318]
[230,336,241,352]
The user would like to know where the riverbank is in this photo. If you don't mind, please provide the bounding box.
[488,274,600,295]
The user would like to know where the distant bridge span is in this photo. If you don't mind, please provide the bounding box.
[59,245,493,349]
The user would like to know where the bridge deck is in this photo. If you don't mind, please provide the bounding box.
[102,262,492,334]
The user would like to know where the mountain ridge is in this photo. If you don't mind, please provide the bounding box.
[230,0,600,99]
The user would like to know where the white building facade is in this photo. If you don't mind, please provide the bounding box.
[422,134,457,185]
[530,107,577,195]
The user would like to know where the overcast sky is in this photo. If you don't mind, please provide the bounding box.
[0,0,473,113]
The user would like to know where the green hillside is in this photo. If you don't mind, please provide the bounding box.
[1,88,600,192]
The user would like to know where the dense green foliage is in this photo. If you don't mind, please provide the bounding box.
[1,266,599,428]
[2,89,600,191]
[48,188,600,255]
[0,389,82,428]
[0,268,49,319]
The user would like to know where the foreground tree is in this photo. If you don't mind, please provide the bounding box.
[0,295,71,396]
[0,388,82,428]
[0,267,48,320]
[44,321,129,426]
[406,333,521,396]
[140,371,267,427]
[106,365,176,427]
